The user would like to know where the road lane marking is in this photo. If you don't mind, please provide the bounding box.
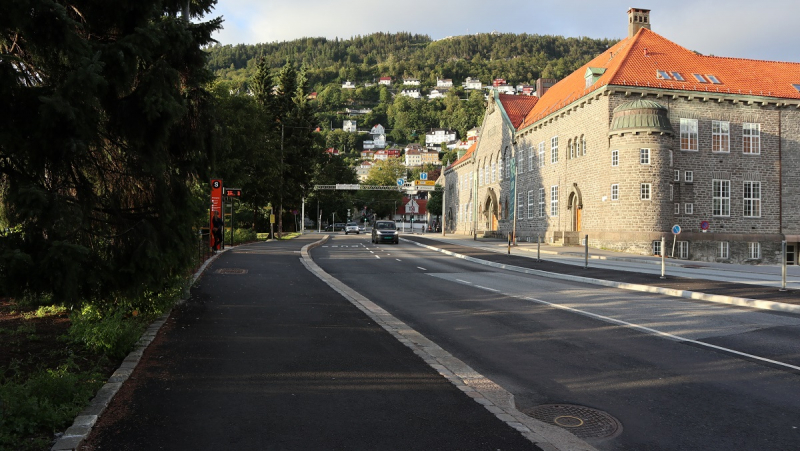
[475,285,500,292]
[396,259,402,262]
[375,255,380,259]
[455,279,472,284]
[417,267,427,271]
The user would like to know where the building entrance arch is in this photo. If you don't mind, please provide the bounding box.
[567,183,583,232]
[483,188,500,231]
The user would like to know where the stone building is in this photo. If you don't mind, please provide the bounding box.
[444,8,800,264]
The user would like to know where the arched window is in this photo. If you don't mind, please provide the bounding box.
[567,139,573,159]
[581,135,587,155]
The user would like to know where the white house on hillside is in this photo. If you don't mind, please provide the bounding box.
[463,77,482,90]
[342,81,356,89]
[400,89,421,99]
[403,78,421,86]
[437,78,453,88]
[343,119,357,132]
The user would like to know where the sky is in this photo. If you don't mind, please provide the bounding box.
[205,0,800,63]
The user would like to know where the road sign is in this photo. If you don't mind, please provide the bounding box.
[397,178,405,187]
[414,180,436,186]
[672,225,681,235]
[700,221,709,231]
[420,172,428,180]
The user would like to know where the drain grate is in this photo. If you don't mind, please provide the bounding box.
[215,268,248,274]
[521,404,622,439]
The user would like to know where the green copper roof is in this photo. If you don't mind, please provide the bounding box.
[610,100,672,134]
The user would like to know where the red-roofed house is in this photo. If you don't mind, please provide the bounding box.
[445,7,800,264]
[379,77,392,86]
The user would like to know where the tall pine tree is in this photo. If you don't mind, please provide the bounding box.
[0,1,221,307]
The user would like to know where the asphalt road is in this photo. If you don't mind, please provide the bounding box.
[81,236,539,450]
[313,233,800,451]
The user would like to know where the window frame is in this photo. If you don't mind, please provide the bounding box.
[677,241,689,259]
[538,142,545,167]
[538,188,545,217]
[652,240,662,256]
[743,181,761,218]
[550,185,559,216]
[743,122,761,155]
[748,242,761,260]
[527,190,534,219]
[685,171,694,183]
[718,242,730,259]
[640,183,652,201]
[712,179,731,217]
[551,136,559,164]
[680,118,699,151]
[611,149,619,167]
[712,120,730,153]
[674,170,680,182]
[640,148,651,165]
[685,203,694,215]
[611,184,619,201]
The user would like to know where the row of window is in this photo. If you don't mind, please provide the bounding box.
[653,241,761,260]
[679,119,761,153]
[606,180,761,216]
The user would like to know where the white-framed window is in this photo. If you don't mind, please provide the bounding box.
[685,203,694,214]
[518,150,524,174]
[640,148,651,164]
[527,190,534,219]
[685,171,694,183]
[748,242,761,259]
[712,120,730,152]
[518,192,525,218]
[550,185,559,216]
[498,157,503,181]
[551,136,559,163]
[675,203,680,214]
[479,167,483,186]
[568,139,575,159]
[538,188,545,217]
[713,179,731,216]
[680,118,698,151]
[504,157,509,179]
[538,142,545,167]
[581,135,587,155]
[652,240,662,256]
[611,149,619,167]
[743,181,761,217]
[674,170,680,181]
[491,162,496,183]
[611,184,619,201]
[718,242,729,259]
[677,241,689,259]
[640,183,651,200]
[743,123,761,154]
[670,184,674,201]
[528,146,534,172]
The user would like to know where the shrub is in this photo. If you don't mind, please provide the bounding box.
[67,307,147,360]
[0,362,102,449]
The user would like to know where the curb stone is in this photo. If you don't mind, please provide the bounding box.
[50,246,236,451]
[301,237,596,451]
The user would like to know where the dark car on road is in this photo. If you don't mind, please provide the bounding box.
[325,223,345,232]
[371,220,398,244]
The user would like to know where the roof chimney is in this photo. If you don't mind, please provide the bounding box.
[628,8,651,38]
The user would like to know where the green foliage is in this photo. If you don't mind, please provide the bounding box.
[67,307,147,361]
[427,185,444,217]
[0,361,103,450]
[224,228,257,244]
[0,1,221,309]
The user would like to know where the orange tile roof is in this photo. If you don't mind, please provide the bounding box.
[521,28,800,128]
[448,142,478,169]
[498,94,538,128]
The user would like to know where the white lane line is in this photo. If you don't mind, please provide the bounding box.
[449,278,800,372]
[516,293,800,372]
[375,255,380,259]
[396,259,402,262]
[417,267,427,271]
[475,285,500,292]
[369,251,374,254]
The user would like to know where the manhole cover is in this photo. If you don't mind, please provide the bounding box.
[215,268,248,274]
[522,404,622,439]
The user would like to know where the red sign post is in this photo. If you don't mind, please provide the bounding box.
[210,179,223,249]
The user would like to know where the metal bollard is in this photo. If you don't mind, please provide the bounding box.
[584,234,589,269]
[660,236,666,279]
[537,234,541,262]
[781,240,787,291]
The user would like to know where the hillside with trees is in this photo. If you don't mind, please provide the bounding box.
[205,32,618,151]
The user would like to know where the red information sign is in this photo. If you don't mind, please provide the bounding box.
[210,179,223,248]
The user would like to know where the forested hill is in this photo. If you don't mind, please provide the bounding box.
[206,31,618,89]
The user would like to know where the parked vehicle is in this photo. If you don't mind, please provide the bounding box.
[345,222,360,234]
[325,223,346,231]
[371,220,399,244]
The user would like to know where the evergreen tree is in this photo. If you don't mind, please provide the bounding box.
[0,1,221,307]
